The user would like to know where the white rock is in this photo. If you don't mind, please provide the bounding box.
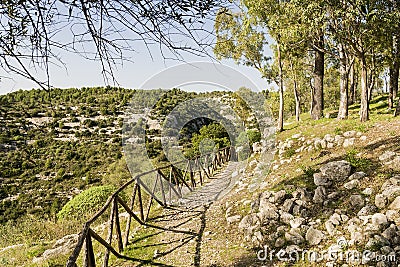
[305,227,324,245]
[389,196,400,210]
[344,179,359,190]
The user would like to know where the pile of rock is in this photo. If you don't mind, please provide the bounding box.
[231,160,400,266]
[273,131,368,171]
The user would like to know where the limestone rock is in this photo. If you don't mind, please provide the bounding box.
[320,161,351,182]
[389,196,400,210]
[313,186,326,204]
[306,227,324,245]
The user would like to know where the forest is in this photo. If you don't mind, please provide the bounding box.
[214,0,400,132]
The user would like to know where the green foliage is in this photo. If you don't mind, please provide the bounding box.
[186,122,230,158]
[345,149,372,172]
[57,185,115,221]
[300,165,318,178]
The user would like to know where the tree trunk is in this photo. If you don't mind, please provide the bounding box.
[348,63,356,105]
[338,44,349,120]
[277,41,284,132]
[290,60,301,122]
[360,56,369,122]
[389,59,399,109]
[311,36,324,120]
[395,98,400,117]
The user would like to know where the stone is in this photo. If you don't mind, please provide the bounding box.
[320,161,351,182]
[273,190,287,204]
[313,186,326,204]
[343,130,356,138]
[280,212,294,225]
[33,234,78,263]
[325,221,336,236]
[371,213,388,229]
[257,209,279,222]
[285,228,304,245]
[386,210,400,223]
[389,196,400,210]
[226,215,242,225]
[343,138,355,148]
[281,198,295,213]
[357,205,377,216]
[239,214,259,230]
[379,151,396,162]
[330,213,342,225]
[381,186,400,201]
[348,172,367,180]
[335,135,345,146]
[313,172,331,186]
[349,194,365,208]
[289,217,305,229]
[275,237,285,248]
[360,136,367,141]
[362,187,373,195]
[306,227,324,245]
[382,225,397,240]
[324,134,335,143]
[344,179,359,190]
[375,194,388,209]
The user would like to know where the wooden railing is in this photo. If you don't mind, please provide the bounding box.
[66,146,235,267]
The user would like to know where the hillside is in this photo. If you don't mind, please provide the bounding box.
[1,90,399,266]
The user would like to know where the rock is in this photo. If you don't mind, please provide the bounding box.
[325,220,336,236]
[290,217,305,228]
[389,196,400,210]
[382,224,397,240]
[275,237,286,248]
[375,194,388,209]
[362,187,373,195]
[292,133,302,139]
[381,186,400,202]
[313,186,326,204]
[349,194,365,208]
[285,228,304,245]
[257,209,279,222]
[360,136,367,141]
[371,213,388,229]
[379,151,396,162]
[324,134,335,143]
[33,234,78,263]
[272,190,287,204]
[306,227,324,245]
[320,161,351,182]
[281,198,295,213]
[343,130,356,138]
[386,210,400,224]
[357,205,377,216]
[348,172,367,180]
[226,215,242,225]
[313,172,331,186]
[280,212,294,225]
[335,135,345,146]
[239,214,259,230]
[344,179,359,190]
[330,213,342,225]
[343,138,355,148]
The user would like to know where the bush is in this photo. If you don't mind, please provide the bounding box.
[57,185,115,221]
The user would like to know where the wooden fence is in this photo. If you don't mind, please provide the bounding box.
[66,146,235,267]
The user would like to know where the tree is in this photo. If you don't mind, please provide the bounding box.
[324,0,389,122]
[0,0,230,88]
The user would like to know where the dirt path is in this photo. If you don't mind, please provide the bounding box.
[114,161,260,267]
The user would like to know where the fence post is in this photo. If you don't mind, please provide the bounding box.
[83,231,96,267]
[102,200,116,267]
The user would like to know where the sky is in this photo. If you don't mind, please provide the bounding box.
[0,11,272,95]
[0,51,271,96]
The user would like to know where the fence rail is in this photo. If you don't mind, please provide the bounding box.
[66,146,235,267]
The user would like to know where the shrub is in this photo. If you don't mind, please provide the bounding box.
[57,185,115,221]
[345,149,372,172]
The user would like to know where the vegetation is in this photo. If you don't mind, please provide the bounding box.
[57,185,115,221]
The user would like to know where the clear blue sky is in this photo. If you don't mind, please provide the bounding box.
[0,26,272,95]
